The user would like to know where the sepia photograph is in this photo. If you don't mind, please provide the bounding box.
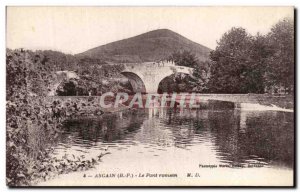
[5,6,295,187]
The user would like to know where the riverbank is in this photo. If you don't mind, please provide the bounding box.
[194,94,294,109]
[7,96,116,186]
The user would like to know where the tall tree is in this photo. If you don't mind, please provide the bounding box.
[265,18,294,94]
[209,27,254,93]
[243,33,273,93]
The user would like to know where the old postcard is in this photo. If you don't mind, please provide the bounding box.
[6,6,294,187]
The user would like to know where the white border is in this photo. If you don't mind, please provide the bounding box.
[0,0,298,6]
[0,1,298,191]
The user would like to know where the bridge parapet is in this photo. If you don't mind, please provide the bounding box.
[123,62,193,75]
[123,61,175,68]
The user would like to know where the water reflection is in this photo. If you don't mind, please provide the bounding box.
[53,101,294,170]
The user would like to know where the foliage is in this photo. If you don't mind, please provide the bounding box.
[189,61,211,92]
[6,49,108,186]
[168,50,199,68]
[265,18,294,93]
[209,27,255,93]
[6,49,30,185]
[208,19,294,94]
[162,50,210,93]
[56,64,126,96]
[246,34,273,93]
[6,49,54,185]
[158,74,191,93]
[36,50,79,71]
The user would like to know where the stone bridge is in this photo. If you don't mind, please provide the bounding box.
[121,61,193,93]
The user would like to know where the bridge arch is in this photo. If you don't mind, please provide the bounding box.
[121,71,146,93]
[157,72,191,93]
[48,71,79,96]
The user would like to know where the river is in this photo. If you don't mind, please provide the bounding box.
[38,100,294,186]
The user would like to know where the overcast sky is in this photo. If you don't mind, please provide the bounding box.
[6,7,293,54]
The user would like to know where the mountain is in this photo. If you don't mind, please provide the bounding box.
[76,29,211,63]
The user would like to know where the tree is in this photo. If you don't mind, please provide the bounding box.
[168,50,199,68]
[6,49,64,185]
[163,50,210,93]
[245,34,273,93]
[190,61,211,92]
[208,27,267,93]
[208,19,294,94]
[265,18,294,94]
[209,27,251,93]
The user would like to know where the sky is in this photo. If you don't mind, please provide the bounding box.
[6,6,294,54]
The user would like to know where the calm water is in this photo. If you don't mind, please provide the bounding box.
[43,100,294,186]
